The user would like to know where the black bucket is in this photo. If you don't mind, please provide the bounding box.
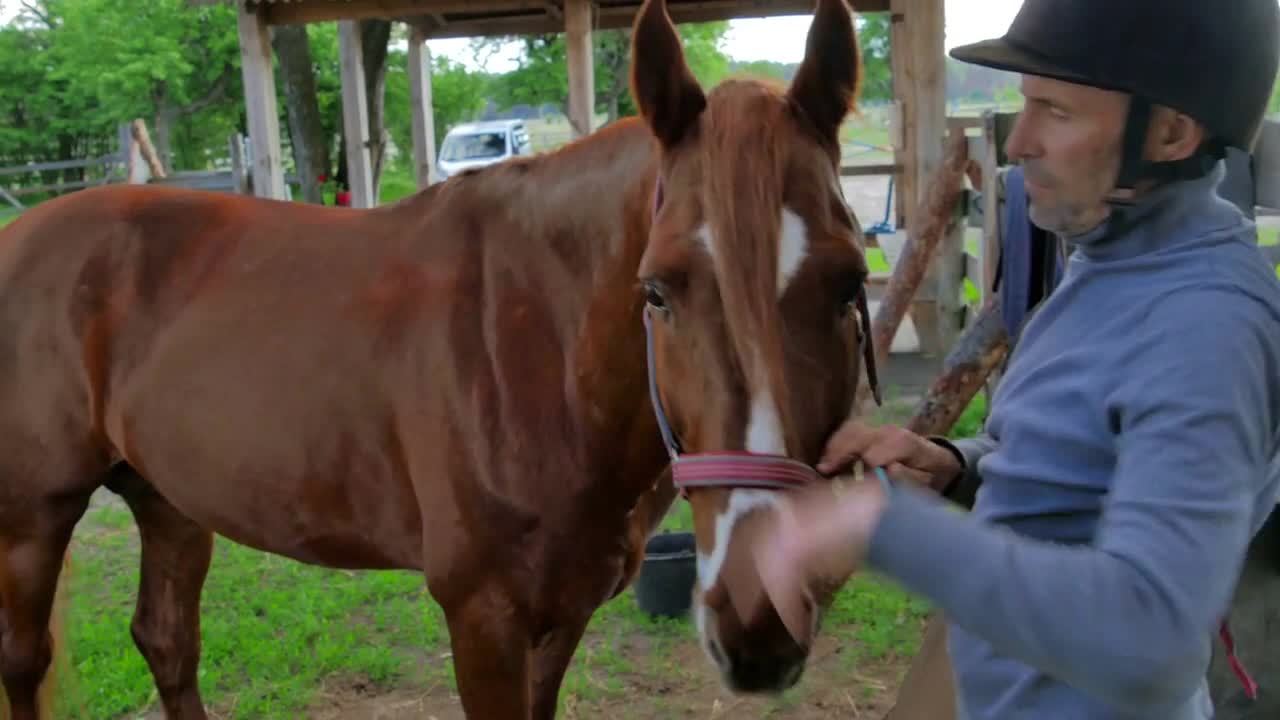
[634,531,698,619]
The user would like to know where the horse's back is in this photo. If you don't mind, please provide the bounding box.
[0,185,433,568]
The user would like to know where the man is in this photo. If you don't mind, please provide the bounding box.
[746,1,1280,718]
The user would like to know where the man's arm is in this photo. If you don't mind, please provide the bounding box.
[865,291,1277,714]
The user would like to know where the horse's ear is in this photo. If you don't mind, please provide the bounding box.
[630,0,706,148]
[787,0,862,143]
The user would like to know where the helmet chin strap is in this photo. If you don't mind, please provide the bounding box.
[1106,94,1224,208]
[1105,95,1154,207]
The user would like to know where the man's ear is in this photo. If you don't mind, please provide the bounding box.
[787,0,862,145]
[1147,107,1208,162]
[630,0,707,148]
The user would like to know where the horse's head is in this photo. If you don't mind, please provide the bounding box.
[630,0,879,694]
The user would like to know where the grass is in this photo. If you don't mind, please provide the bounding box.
[47,396,987,719]
[50,509,929,719]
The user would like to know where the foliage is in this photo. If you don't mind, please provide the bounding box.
[857,12,893,103]
[0,0,242,171]
[485,21,730,125]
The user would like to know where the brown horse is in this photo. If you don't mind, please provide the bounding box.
[0,0,875,717]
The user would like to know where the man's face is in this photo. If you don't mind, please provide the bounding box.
[1004,74,1129,235]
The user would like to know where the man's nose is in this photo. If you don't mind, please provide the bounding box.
[1003,113,1037,163]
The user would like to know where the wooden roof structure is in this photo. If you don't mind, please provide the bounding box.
[192,0,892,39]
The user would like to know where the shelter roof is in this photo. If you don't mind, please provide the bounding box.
[187,0,891,39]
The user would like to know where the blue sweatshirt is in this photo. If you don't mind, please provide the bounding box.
[867,162,1280,719]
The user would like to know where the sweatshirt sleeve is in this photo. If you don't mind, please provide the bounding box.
[866,290,1278,714]
[929,433,996,508]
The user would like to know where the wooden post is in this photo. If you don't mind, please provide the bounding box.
[229,134,249,195]
[980,112,1002,303]
[119,123,139,183]
[131,119,166,180]
[236,5,286,200]
[338,20,375,208]
[565,0,594,138]
[408,29,437,189]
[891,0,953,355]
[857,130,969,412]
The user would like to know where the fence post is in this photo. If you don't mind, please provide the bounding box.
[229,134,249,195]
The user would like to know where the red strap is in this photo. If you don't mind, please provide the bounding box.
[1220,618,1259,700]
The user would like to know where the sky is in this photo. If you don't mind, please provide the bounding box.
[0,0,1025,70]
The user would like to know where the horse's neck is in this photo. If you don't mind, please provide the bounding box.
[435,120,658,337]
[505,123,669,498]
[416,121,668,494]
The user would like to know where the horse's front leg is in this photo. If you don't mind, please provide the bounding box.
[530,611,593,720]
[443,584,534,719]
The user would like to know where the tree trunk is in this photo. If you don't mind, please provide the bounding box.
[272,24,331,204]
[360,18,391,203]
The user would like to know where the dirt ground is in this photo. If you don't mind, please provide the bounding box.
[305,633,909,720]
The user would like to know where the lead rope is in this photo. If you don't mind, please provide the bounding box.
[1220,619,1259,700]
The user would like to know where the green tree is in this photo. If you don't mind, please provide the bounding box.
[487,21,730,127]
[856,12,892,103]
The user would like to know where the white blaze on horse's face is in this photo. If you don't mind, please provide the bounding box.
[690,207,812,688]
[776,208,809,298]
[695,208,810,300]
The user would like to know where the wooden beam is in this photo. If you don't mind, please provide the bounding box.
[413,0,891,38]
[338,20,375,208]
[264,0,504,25]
[565,0,594,138]
[258,0,891,28]
[236,5,286,200]
[407,29,438,188]
[841,163,902,177]
[398,13,446,35]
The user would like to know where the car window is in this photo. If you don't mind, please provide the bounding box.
[440,132,508,162]
[513,128,532,155]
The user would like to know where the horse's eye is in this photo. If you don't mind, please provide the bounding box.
[836,279,862,317]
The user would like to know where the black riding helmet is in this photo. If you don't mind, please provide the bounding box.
[950,0,1280,200]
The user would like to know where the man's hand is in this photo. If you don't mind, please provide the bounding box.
[738,479,888,645]
[817,420,962,493]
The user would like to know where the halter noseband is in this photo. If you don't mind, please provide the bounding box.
[644,176,883,497]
